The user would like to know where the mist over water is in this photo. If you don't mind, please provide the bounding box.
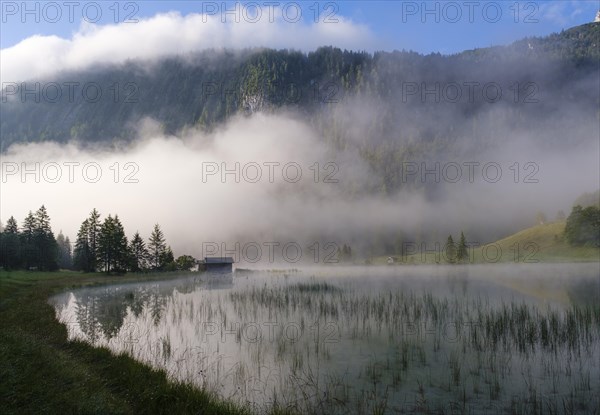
[50,264,600,414]
[1,107,598,260]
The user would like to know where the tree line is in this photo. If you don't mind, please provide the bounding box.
[0,206,197,273]
[445,232,469,264]
[0,206,60,271]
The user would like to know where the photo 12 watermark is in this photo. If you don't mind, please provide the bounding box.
[400,1,540,24]
[399,161,540,184]
[201,240,342,264]
[399,240,540,264]
[190,2,340,24]
[1,161,140,184]
[1,1,140,24]
[1,2,342,24]
[200,161,339,184]
[1,81,139,104]
[400,81,539,104]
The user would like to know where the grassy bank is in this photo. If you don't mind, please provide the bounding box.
[471,221,600,263]
[376,221,600,265]
[0,270,252,415]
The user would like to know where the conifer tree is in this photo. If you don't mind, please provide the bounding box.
[148,224,167,270]
[34,205,58,271]
[87,209,101,272]
[445,235,456,264]
[129,231,149,272]
[1,216,21,270]
[21,211,36,269]
[457,232,469,263]
[97,215,128,273]
[56,231,73,269]
[73,219,92,272]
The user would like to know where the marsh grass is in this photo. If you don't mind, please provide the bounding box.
[51,269,600,414]
[0,270,251,415]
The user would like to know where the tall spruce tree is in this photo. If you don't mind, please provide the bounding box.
[56,231,73,269]
[148,224,167,270]
[73,219,92,272]
[110,215,129,272]
[1,216,21,270]
[457,232,469,263]
[21,211,36,269]
[97,215,128,273]
[129,231,149,272]
[87,209,101,272]
[34,205,58,271]
[445,235,456,264]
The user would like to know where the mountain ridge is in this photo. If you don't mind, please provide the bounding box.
[1,22,598,150]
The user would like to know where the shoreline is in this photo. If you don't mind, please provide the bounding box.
[0,270,261,415]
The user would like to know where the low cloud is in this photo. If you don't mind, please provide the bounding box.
[1,9,376,83]
[1,111,598,262]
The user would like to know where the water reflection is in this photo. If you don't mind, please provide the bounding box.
[52,274,234,345]
[50,264,600,414]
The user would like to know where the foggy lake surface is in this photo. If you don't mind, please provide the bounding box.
[50,264,600,414]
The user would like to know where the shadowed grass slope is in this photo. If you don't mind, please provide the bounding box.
[0,270,293,415]
[377,221,599,265]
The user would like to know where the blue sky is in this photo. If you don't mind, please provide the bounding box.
[2,1,598,53]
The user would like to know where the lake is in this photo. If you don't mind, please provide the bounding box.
[50,264,600,414]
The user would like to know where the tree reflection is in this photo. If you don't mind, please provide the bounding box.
[72,279,193,341]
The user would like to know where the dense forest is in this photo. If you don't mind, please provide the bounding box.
[0,206,197,273]
[2,25,598,199]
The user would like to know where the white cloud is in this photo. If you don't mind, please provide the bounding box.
[0,10,376,82]
[2,112,598,262]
